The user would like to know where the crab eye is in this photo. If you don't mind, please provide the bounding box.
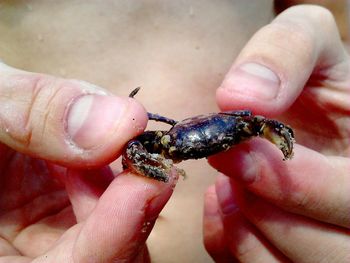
[286,125,294,138]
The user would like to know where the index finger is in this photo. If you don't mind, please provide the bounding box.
[209,140,350,228]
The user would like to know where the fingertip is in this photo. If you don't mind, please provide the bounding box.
[114,169,179,225]
[216,5,346,116]
[144,173,178,221]
[217,61,286,116]
[209,138,299,191]
[112,170,178,221]
[64,93,148,166]
[67,95,130,149]
[216,85,283,117]
[73,171,177,262]
[208,141,259,184]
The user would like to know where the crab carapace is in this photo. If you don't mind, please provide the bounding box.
[122,88,295,182]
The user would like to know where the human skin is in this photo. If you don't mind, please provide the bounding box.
[0,1,275,262]
[0,61,181,262]
[204,5,350,263]
[0,1,349,263]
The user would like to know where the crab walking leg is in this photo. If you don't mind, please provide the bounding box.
[128,87,141,98]
[122,140,184,182]
[128,88,177,125]
[220,110,252,117]
[147,112,178,126]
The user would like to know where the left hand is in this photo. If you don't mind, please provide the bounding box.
[203,5,350,263]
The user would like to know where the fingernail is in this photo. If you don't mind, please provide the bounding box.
[145,179,176,221]
[145,192,171,221]
[216,174,239,215]
[67,94,128,149]
[222,63,280,100]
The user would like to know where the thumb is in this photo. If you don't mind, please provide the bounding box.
[0,62,147,167]
[217,5,347,116]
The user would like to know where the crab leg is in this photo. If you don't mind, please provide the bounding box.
[122,140,185,182]
[147,112,177,126]
[128,87,177,126]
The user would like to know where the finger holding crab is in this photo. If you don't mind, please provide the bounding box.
[204,5,350,263]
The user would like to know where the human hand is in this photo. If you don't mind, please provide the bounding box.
[203,5,350,263]
[0,63,177,262]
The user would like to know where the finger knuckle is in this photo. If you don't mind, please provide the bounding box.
[0,74,44,147]
[8,74,67,150]
[306,6,338,38]
[27,76,69,147]
[279,5,339,47]
[308,5,335,27]
[283,5,336,27]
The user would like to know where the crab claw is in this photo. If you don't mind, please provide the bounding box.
[260,120,295,160]
[122,140,185,182]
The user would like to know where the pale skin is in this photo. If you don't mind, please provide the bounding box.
[205,5,350,263]
[0,1,349,263]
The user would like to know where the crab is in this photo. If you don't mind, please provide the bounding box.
[122,88,295,182]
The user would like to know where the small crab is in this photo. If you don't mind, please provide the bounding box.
[122,88,295,182]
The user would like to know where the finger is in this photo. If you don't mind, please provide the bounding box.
[274,0,350,40]
[203,185,234,263]
[65,167,114,222]
[217,5,350,115]
[0,62,147,167]
[72,171,178,262]
[0,256,31,263]
[230,182,350,263]
[215,175,291,263]
[209,139,350,228]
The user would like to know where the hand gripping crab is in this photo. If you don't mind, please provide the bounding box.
[122,88,295,182]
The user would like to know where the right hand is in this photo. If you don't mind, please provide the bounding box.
[0,63,177,262]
